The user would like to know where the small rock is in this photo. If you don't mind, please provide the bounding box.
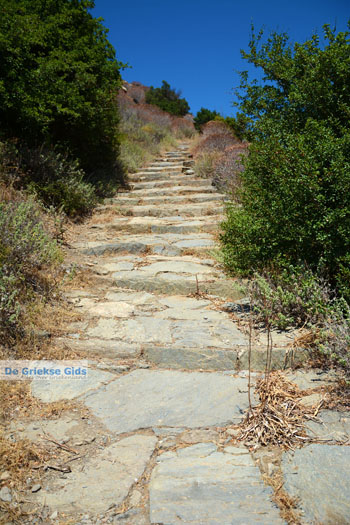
[301,393,323,407]
[0,471,10,481]
[31,484,41,493]
[50,511,58,520]
[0,486,12,502]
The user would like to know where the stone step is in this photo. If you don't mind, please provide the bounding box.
[110,194,225,206]
[98,216,223,234]
[130,185,216,197]
[131,178,210,190]
[143,165,183,172]
[119,203,224,217]
[149,162,184,167]
[143,344,307,371]
[77,233,216,257]
[112,272,238,298]
[128,172,188,182]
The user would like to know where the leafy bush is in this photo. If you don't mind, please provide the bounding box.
[0,199,61,342]
[194,108,220,131]
[0,142,98,217]
[222,23,350,300]
[249,266,350,375]
[221,120,350,296]
[0,199,61,274]
[249,266,334,330]
[0,0,124,179]
[20,147,98,217]
[145,81,190,117]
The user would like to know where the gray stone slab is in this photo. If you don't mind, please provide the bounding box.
[55,338,141,359]
[143,346,238,371]
[237,346,308,371]
[80,242,148,256]
[36,435,156,514]
[113,274,244,299]
[174,238,215,248]
[171,319,246,348]
[283,369,338,390]
[31,368,115,402]
[306,409,350,441]
[282,444,350,524]
[87,317,172,344]
[149,443,283,524]
[84,369,252,433]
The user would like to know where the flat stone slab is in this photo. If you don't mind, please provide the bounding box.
[144,346,238,371]
[36,435,156,514]
[55,338,141,359]
[31,368,115,402]
[113,274,243,298]
[85,315,246,348]
[79,242,148,256]
[102,216,221,235]
[282,444,350,524]
[84,369,252,433]
[124,203,223,217]
[306,409,350,441]
[149,443,283,524]
[283,369,338,390]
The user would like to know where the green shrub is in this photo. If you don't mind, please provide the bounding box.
[20,147,98,217]
[0,142,98,217]
[222,23,350,300]
[0,199,61,342]
[0,199,61,275]
[0,0,124,179]
[146,81,190,117]
[249,266,334,330]
[249,266,350,375]
[221,120,350,297]
[194,108,220,131]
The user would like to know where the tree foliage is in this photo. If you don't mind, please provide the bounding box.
[194,107,220,130]
[0,0,125,176]
[221,22,350,299]
[145,81,190,116]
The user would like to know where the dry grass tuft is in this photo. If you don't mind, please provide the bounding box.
[262,470,302,524]
[238,372,319,449]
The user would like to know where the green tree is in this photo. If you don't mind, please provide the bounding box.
[221,23,350,298]
[145,80,190,116]
[0,0,125,176]
[194,107,220,130]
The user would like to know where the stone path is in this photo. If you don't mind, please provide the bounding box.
[9,143,349,524]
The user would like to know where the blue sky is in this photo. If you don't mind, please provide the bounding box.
[93,0,349,116]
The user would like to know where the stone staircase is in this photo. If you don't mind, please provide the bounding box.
[19,142,347,524]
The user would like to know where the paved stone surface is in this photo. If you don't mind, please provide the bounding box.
[84,369,252,433]
[282,444,350,524]
[36,435,156,513]
[306,409,350,441]
[149,444,283,524]
[31,368,115,402]
[25,143,342,522]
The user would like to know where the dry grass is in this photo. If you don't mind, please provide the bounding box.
[238,372,320,449]
[262,470,302,524]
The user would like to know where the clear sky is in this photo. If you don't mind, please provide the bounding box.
[93,0,349,117]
